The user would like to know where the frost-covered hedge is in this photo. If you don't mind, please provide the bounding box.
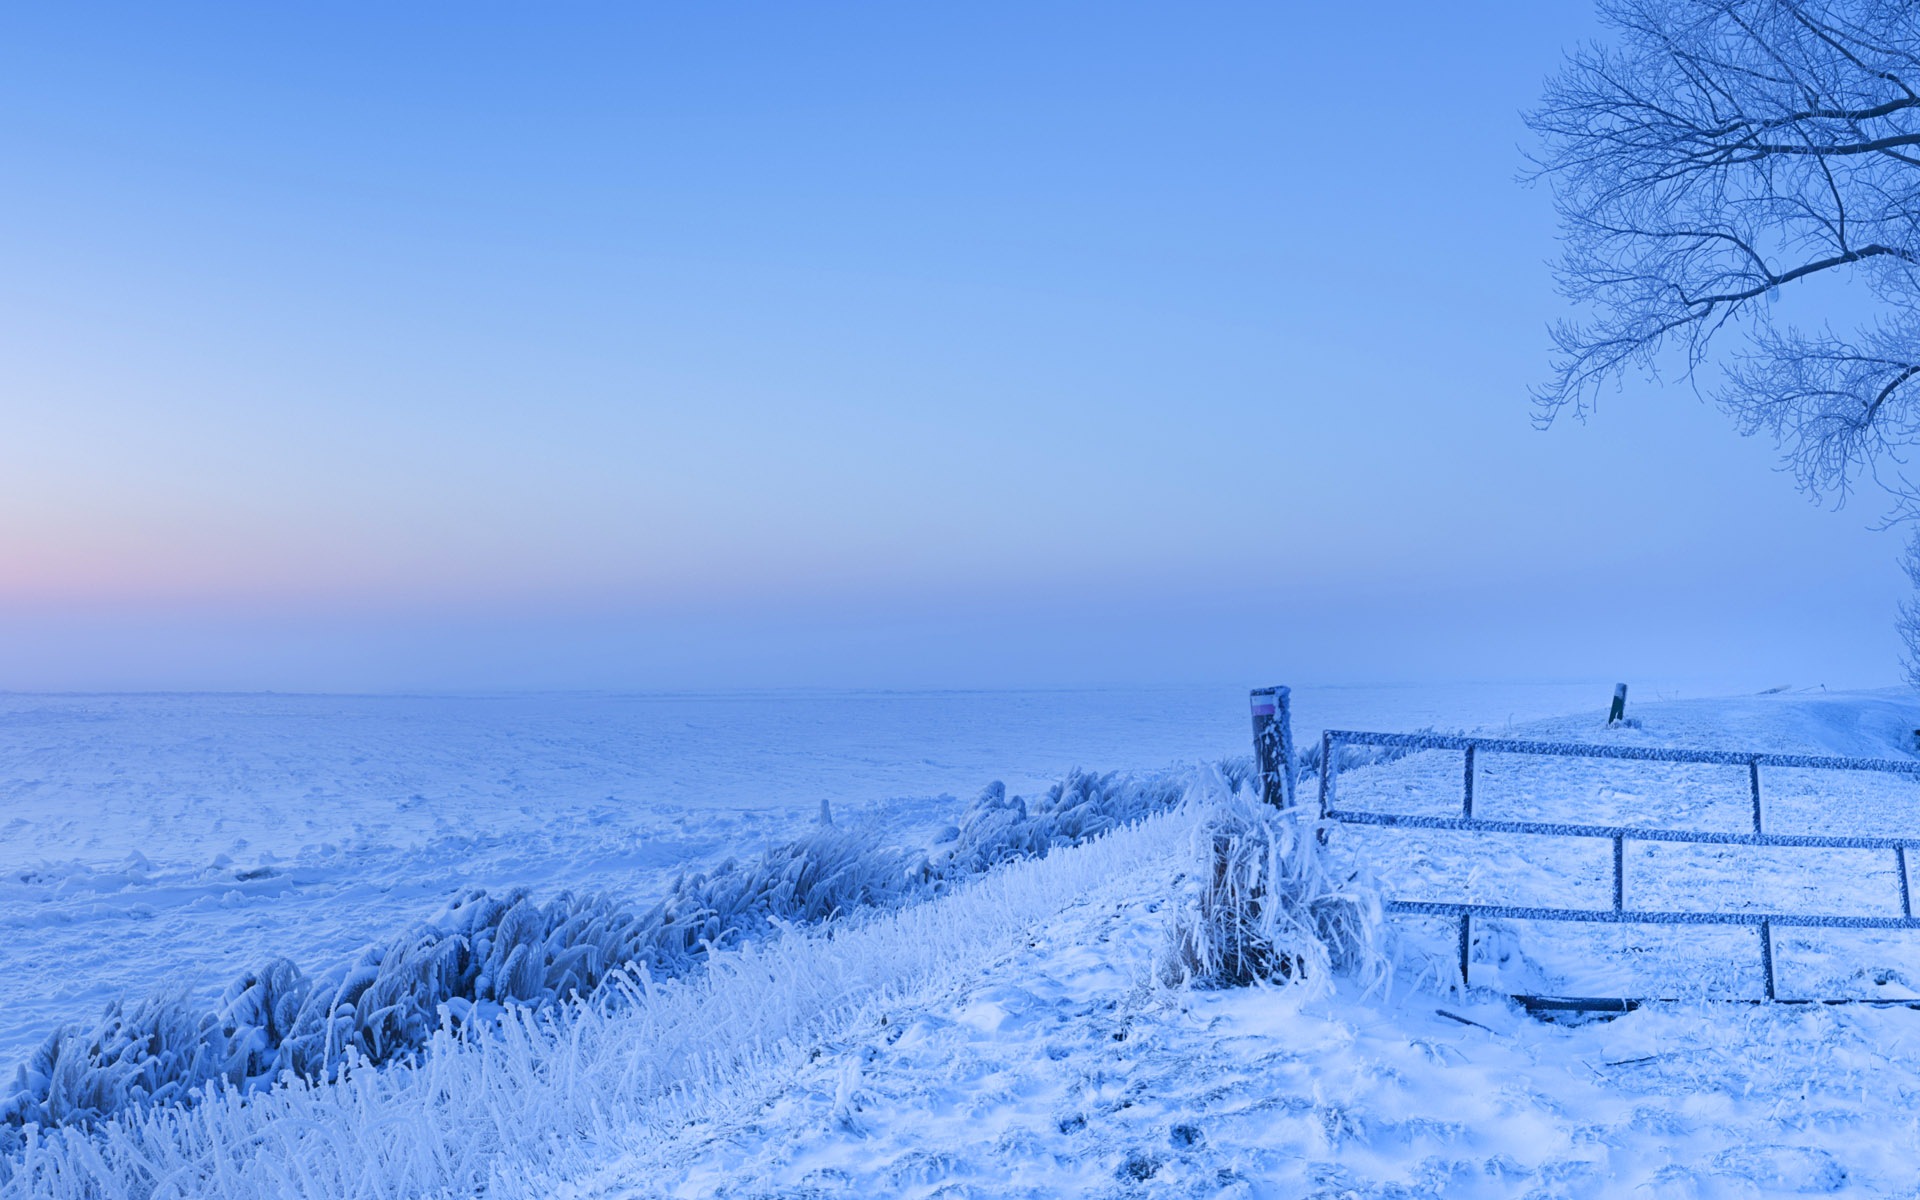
[2,766,1198,1151]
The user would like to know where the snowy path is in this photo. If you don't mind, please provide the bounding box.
[545,823,1920,1199]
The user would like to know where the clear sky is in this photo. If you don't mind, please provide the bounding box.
[0,3,1902,692]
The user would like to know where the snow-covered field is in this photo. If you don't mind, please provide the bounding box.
[0,683,1605,1069]
[7,682,1920,1197]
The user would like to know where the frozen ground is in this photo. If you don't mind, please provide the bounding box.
[557,835,1920,1199]
[0,683,1605,1067]
[8,682,1920,1198]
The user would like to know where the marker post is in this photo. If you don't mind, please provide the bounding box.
[1250,686,1296,809]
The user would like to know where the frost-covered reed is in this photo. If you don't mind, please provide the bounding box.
[1163,790,1385,994]
[0,782,1219,1199]
[2,763,1198,1169]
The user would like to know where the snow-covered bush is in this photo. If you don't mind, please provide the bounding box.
[2,764,1205,1150]
[936,769,1190,875]
[1163,791,1384,993]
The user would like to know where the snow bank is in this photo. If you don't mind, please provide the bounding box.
[570,860,1920,1197]
[0,781,1228,1199]
[0,765,1206,1163]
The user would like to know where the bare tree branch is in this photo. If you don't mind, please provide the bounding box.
[1531,0,1920,512]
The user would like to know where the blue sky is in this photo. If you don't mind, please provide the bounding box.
[0,3,1901,691]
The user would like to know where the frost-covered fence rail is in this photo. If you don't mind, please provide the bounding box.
[1316,728,1920,1011]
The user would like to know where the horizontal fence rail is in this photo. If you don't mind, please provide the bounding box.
[1327,809,1920,853]
[1311,725,1920,1010]
[1321,728,1920,777]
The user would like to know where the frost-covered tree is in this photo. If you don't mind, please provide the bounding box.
[1529,0,1920,677]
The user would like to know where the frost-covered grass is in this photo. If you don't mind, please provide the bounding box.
[2,837,907,1138]
[1,788,1228,1199]
[1,765,1199,1170]
[1161,795,1384,993]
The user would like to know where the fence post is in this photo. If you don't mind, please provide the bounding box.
[1760,920,1777,1001]
[1249,686,1296,808]
[1317,732,1332,815]
[1900,845,1913,920]
[1458,914,1471,989]
[1608,683,1628,726]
